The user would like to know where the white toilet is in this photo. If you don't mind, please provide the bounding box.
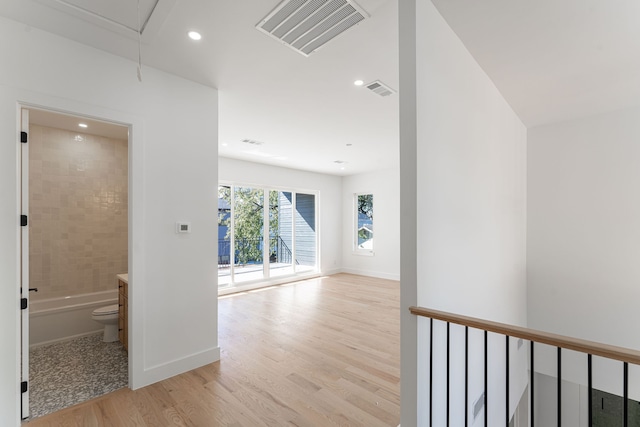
[91,304,120,342]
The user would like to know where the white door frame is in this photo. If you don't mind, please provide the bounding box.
[17,102,136,420]
[20,108,30,420]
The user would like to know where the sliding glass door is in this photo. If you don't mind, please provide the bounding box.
[218,185,317,289]
[269,191,294,278]
[218,186,232,286]
[233,187,264,283]
[294,193,316,273]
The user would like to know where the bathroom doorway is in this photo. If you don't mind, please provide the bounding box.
[20,106,130,419]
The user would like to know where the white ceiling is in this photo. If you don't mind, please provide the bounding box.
[431,0,640,128]
[49,0,159,32]
[2,0,640,175]
[29,108,129,140]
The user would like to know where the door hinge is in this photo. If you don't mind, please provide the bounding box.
[20,298,27,310]
[21,215,27,227]
[21,381,28,393]
[21,131,27,143]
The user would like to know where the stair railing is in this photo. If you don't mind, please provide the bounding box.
[410,306,640,426]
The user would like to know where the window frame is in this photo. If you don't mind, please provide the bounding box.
[218,181,320,292]
[353,192,374,256]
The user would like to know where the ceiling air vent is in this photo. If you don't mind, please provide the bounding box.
[366,80,396,97]
[256,0,369,57]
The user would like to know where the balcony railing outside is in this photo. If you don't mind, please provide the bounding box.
[218,236,295,266]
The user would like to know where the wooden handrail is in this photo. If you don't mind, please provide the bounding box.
[410,306,640,366]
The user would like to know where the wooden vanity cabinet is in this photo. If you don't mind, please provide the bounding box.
[118,277,128,351]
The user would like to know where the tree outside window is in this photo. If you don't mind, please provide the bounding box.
[355,193,373,253]
[219,187,279,265]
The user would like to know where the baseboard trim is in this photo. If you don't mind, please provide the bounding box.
[339,268,400,281]
[134,346,221,390]
[218,272,321,296]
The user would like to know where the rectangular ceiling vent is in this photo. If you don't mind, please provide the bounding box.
[366,80,396,97]
[256,0,369,57]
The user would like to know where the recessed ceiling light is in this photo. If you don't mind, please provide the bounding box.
[78,123,88,128]
[188,31,202,41]
[221,143,228,147]
[354,80,364,86]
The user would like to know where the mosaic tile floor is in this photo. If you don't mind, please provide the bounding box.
[29,333,128,419]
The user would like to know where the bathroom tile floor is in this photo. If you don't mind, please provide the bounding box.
[29,333,128,419]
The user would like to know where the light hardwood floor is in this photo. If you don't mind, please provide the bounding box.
[25,274,400,426]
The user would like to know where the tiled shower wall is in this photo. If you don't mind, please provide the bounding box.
[29,124,128,301]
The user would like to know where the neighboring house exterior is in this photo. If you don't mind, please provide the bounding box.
[357,211,373,248]
[287,192,316,267]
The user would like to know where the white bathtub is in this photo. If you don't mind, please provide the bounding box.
[29,290,118,348]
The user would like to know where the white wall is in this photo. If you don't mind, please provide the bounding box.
[534,373,588,427]
[400,0,528,424]
[0,16,219,425]
[528,107,640,400]
[219,157,342,277]
[341,168,400,280]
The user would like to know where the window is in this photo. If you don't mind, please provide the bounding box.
[354,193,373,255]
[218,184,318,289]
[270,190,293,278]
[218,186,231,286]
[294,193,316,271]
[233,187,264,283]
